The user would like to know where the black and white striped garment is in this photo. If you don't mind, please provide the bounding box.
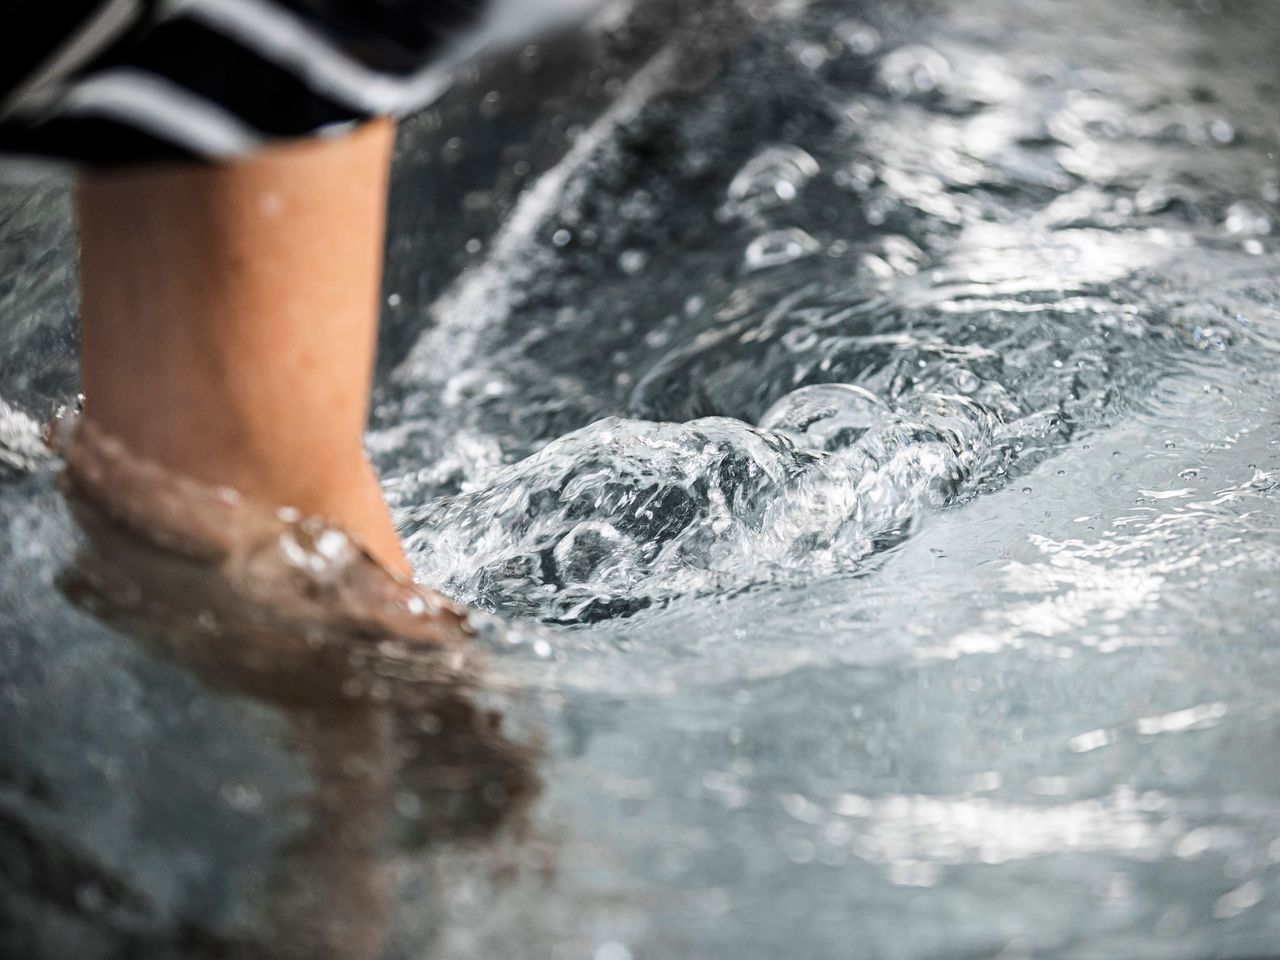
[0,0,599,172]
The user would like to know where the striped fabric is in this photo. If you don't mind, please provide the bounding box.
[0,0,587,170]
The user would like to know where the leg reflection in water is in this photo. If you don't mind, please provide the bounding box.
[3,426,544,960]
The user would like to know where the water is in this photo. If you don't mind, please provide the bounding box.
[4,0,1280,956]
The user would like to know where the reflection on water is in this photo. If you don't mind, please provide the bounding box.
[5,0,1280,957]
[1,444,539,959]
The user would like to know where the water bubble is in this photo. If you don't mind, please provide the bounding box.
[1213,880,1263,919]
[725,145,820,216]
[220,781,263,812]
[1207,118,1236,144]
[618,249,649,275]
[759,384,888,452]
[834,161,877,193]
[954,369,980,394]
[441,136,466,164]
[835,19,881,55]
[792,42,829,71]
[552,521,637,586]
[781,327,820,352]
[745,228,822,271]
[880,45,952,99]
[1134,183,1175,215]
[1223,201,1272,236]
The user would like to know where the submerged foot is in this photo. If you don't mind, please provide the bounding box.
[60,421,472,653]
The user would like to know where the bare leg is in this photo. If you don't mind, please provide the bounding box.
[75,119,410,576]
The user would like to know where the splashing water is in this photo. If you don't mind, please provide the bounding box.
[5,0,1280,957]
[391,34,1268,626]
[375,1,1280,949]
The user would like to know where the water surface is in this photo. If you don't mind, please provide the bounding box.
[3,0,1280,957]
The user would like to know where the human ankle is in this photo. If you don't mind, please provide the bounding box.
[71,419,411,578]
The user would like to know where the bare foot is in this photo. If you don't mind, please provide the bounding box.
[61,421,472,661]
